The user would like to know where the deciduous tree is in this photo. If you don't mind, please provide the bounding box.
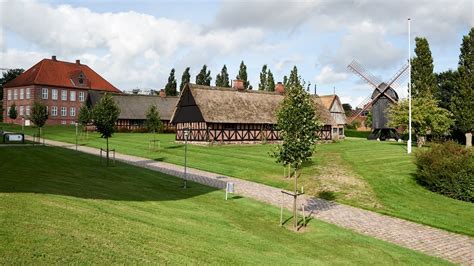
[258,65,268,91]
[180,67,191,92]
[236,61,250,89]
[93,93,120,166]
[0,68,24,121]
[412,37,437,98]
[216,65,230,87]
[30,101,48,139]
[8,103,17,122]
[164,68,177,96]
[78,105,92,138]
[196,65,212,86]
[266,70,275,91]
[144,105,163,144]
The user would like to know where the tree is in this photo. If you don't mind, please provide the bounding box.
[258,65,268,91]
[144,105,163,144]
[215,65,230,87]
[272,65,321,230]
[451,28,474,148]
[30,101,48,139]
[180,67,191,92]
[283,75,288,87]
[196,65,212,86]
[435,70,459,110]
[342,103,353,116]
[78,105,92,138]
[412,37,437,98]
[388,97,454,147]
[266,70,275,91]
[164,68,178,96]
[0,68,24,121]
[8,103,18,122]
[93,93,120,166]
[236,61,250,89]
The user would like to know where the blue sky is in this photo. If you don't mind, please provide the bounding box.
[1,0,472,107]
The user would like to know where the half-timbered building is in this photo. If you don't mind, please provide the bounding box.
[319,95,347,139]
[171,82,344,143]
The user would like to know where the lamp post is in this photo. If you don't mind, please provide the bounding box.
[22,117,25,133]
[183,128,190,189]
[407,18,412,154]
[75,122,78,151]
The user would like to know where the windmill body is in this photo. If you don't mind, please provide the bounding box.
[347,60,408,140]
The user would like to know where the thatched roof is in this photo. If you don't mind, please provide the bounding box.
[171,84,336,126]
[319,95,336,110]
[86,91,178,120]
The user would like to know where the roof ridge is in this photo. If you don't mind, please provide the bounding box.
[32,59,46,85]
[190,83,280,95]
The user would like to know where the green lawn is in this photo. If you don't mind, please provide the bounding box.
[2,123,473,236]
[0,146,448,264]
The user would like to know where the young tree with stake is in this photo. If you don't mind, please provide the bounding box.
[30,101,48,139]
[78,105,92,139]
[92,93,120,166]
[144,104,163,146]
[8,103,18,122]
[272,66,321,230]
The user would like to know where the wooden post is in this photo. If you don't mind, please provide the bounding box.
[302,203,306,227]
[106,137,109,167]
[293,167,298,230]
[280,193,284,226]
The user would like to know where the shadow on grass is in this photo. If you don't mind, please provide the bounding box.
[0,146,217,202]
[318,190,336,201]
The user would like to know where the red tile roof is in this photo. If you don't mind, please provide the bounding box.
[4,58,121,93]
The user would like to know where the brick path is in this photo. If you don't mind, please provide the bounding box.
[30,138,474,265]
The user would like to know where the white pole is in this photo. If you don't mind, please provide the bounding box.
[407,18,412,154]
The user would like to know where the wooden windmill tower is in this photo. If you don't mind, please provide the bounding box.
[347,60,409,140]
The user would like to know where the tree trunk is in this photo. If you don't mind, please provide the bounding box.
[466,132,472,149]
[106,137,109,167]
[293,167,298,230]
[416,134,425,148]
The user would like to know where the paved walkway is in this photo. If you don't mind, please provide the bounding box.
[27,138,474,265]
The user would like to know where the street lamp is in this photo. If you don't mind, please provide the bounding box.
[183,128,190,189]
[407,18,412,154]
[75,122,79,151]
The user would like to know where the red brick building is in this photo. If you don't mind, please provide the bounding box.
[3,56,121,125]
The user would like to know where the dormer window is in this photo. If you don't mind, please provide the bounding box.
[79,78,83,84]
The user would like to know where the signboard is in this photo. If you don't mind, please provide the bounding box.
[225,182,234,200]
[8,134,24,142]
[25,120,31,126]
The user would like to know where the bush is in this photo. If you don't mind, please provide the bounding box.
[415,141,473,202]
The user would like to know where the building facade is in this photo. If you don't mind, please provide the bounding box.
[3,56,121,125]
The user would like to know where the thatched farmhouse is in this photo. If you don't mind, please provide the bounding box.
[319,95,347,138]
[87,90,178,131]
[171,82,346,143]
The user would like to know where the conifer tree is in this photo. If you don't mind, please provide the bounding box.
[196,65,212,86]
[258,65,268,90]
[236,61,250,89]
[412,37,437,98]
[180,67,191,92]
[164,68,177,96]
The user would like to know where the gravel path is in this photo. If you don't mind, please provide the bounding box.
[30,138,474,265]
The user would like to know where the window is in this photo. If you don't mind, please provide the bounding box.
[61,121,67,125]
[333,128,338,133]
[26,106,30,116]
[70,107,76,117]
[14,89,18,100]
[339,128,344,136]
[20,88,24,100]
[19,106,24,116]
[70,91,76,101]
[51,106,58,116]
[79,91,85,102]
[7,107,10,115]
[52,89,58,100]
[7,90,12,100]
[61,107,67,117]
[61,90,67,101]
[26,88,31,99]
[42,88,48,99]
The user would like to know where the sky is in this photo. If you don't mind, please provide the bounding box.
[0,0,472,107]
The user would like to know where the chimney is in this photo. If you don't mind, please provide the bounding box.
[275,82,285,94]
[52,55,57,61]
[233,79,245,91]
[159,89,166,98]
[76,59,81,64]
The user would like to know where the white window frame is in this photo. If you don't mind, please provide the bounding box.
[61,107,67,117]
[20,88,24,100]
[61,121,67,125]
[19,105,24,116]
[26,88,31,99]
[69,107,76,117]
[52,89,58,100]
[7,90,12,100]
[13,89,18,100]
[51,106,58,116]
[70,91,76,101]
[26,106,30,116]
[7,106,11,115]
[79,91,85,102]
[42,88,48,99]
[61,90,67,101]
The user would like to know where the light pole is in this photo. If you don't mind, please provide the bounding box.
[22,117,25,133]
[183,128,190,189]
[75,122,78,151]
[407,18,412,154]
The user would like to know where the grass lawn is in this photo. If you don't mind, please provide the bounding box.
[0,146,449,264]
[2,123,473,237]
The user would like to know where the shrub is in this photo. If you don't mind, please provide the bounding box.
[414,141,473,202]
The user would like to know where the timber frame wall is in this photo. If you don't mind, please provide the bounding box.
[176,122,332,142]
[116,119,175,131]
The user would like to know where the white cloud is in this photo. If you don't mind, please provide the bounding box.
[315,66,348,85]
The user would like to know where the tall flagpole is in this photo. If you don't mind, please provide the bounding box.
[407,18,412,154]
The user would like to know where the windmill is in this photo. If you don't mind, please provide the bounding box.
[347,60,409,140]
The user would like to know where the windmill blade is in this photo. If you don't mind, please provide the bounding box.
[387,63,409,88]
[347,60,382,89]
[347,95,373,123]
